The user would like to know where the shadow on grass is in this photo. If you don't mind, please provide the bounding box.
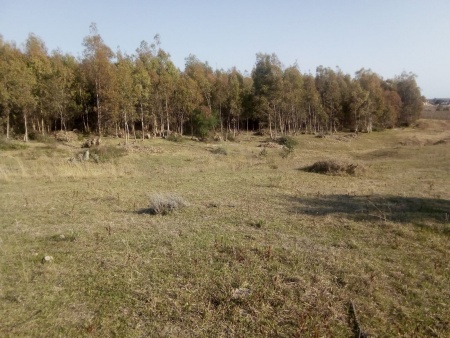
[285,194,450,232]
[136,208,157,215]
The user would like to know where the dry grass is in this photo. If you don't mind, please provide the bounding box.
[0,121,449,337]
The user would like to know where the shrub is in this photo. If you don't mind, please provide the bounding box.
[189,108,218,139]
[304,160,364,176]
[148,193,188,215]
[166,133,183,143]
[277,136,298,150]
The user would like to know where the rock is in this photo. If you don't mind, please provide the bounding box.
[83,149,90,161]
[42,255,54,263]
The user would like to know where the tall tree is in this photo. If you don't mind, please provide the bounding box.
[282,65,303,133]
[302,73,322,134]
[155,47,178,134]
[48,50,78,131]
[252,53,283,137]
[2,41,36,141]
[82,23,114,135]
[114,51,136,143]
[25,33,52,134]
[394,72,423,126]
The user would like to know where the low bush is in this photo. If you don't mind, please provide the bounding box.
[303,159,365,176]
[277,136,298,150]
[166,133,184,143]
[148,193,188,215]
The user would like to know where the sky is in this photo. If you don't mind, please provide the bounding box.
[0,0,448,97]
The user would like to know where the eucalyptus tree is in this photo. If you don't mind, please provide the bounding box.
[381,82,402,128]
[114,51,136,143]
[281,65,303,133]
[315,66,341,133]
[348,80,369,132]
[212,69,228,133]
[48,50,78,131]
[226,68,244,137]
[252,53,283,138]
[185,54,215,113]
[82,23,114,135]
[134,40,156,139]
[173,72,201,135]
[25,33,52,134]
[0,40,36,141]
[155,47,179,134]
[394,72,423,126]
[302,74,321,134]
[355,69,386,132]
[0,36,13,138]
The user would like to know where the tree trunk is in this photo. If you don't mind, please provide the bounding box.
[96,79,101,135]
[23,111,28,142]
[6,109,10,139]
[140,103,145,141]
[165,97,170,133]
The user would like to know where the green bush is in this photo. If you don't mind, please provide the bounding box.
[277,136,298,150]
[190,109,218,139]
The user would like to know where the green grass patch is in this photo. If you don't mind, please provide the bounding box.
[0,138,28,150]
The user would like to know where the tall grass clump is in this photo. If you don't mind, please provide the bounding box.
[148,193,188,215]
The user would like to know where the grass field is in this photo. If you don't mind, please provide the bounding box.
[1,120,449,337]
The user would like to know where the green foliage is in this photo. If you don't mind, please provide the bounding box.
[277,136,298,150]
[190,109,218,139]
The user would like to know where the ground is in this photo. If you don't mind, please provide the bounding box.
[0,120,449,337]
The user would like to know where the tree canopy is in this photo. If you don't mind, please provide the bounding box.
[0,27,424,141]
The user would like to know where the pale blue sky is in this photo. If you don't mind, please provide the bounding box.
[0,0,448,97]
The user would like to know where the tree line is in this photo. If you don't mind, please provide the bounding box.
[0,24,424,141]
